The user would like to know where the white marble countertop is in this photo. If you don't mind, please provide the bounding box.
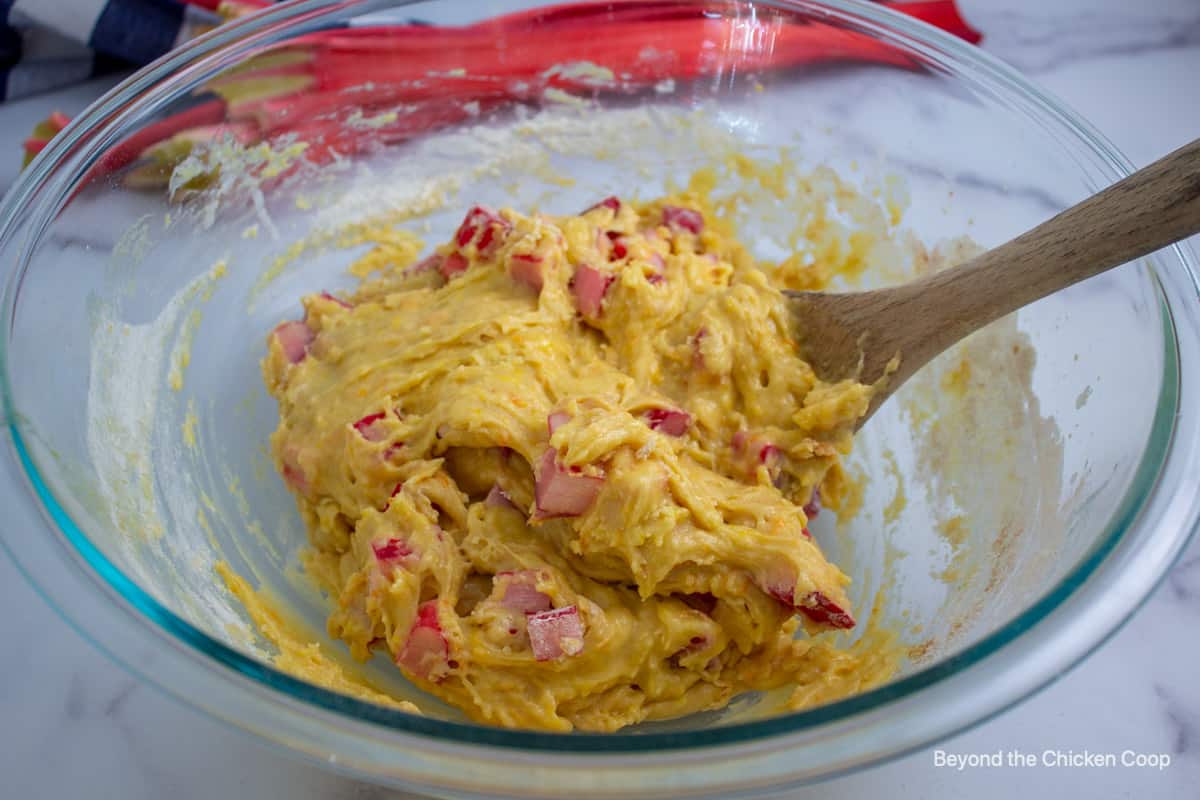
[2,1,1199,797]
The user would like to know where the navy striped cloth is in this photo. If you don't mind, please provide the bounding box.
[0,0,271,102]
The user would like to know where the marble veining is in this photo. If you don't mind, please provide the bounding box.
[1,1,1198,798]
[968,2,1200,74]
[1167,552,1200,603]
[1154,684,1195,757]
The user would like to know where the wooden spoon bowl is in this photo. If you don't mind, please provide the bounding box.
[788,138,1200,428]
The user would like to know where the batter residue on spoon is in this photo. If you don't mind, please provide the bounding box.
[264,191,891,731]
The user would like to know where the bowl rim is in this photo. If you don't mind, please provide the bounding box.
[2,0,1199,778]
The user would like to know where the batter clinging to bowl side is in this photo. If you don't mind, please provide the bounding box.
[264,193,885,731]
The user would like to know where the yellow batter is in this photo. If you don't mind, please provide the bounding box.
[263,191,887,731]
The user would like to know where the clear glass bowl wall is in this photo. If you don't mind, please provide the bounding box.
[1,1,1197,798]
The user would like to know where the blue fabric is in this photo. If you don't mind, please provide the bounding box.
[90,0,186,65]
[0,1,20,101]
[0,0,239,102]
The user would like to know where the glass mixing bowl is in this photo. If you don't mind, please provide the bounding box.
[2,1,1198,797]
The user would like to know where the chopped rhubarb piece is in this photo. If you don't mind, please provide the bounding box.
[406,253,442,275]
[605,230,628,261]
[273,320,314,364]
[680,592,717,615]
[798,591,856,629]
[760,443,783,472]
[372,537,415,565]
[763,580,795,607]
[803,488,821,519]
[546,411,570,436]
[509,252,544,292]
[534,448,604,519]
[397,600,450,680]
[756,562,802,608]
[439,252,469,280]
[353,411,387,441]
[281,462,305,491]
[379,481,404,511]
[662,205,704,234]
[644,407,691,436]
[733,431,783,480]
[485,483,516,509]
[669,632,711,665]
[571,264,615,320]
[22,110,73,166]
[453,205,510,255]
[585,196,621,214]
[527,605,584,661]
[759,569,856,630]
[455,214,478,248]
[802,527,812,539]
[477,224,498,252]
[280,452,308,494]
[691,327,709,369]
[319,291,352,309]
[23,138,49,157]
[646,272,665,285]
[279,444,309,494]
[497,570,553,614]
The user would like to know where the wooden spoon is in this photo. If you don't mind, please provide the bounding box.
[788,137,1200,428]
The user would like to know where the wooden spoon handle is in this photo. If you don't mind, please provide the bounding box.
[888,137,1200,370]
